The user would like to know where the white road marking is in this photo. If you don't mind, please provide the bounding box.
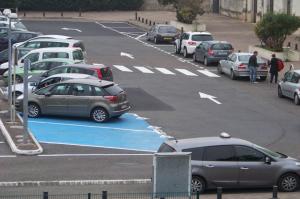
[155,68,175,75]
[0,179,151,187]
[199,92,222,105]
[152,45,174,47]
[135,33,147,39]
[0,155,16,158]
[175,69,198,76]
[120,52,135,59]
[0,141,5,144]
[197,69,220,77]
[134,66,154,74]
[0,87,4,95]
[109,27,140,28]
[61,27,82,32]
[38,153,152,157]
[113,65,133,72]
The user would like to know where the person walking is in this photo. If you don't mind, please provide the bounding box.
[248,51,258,83]
[269,54,278,84]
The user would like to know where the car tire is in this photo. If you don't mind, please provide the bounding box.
[278,173,299,192]
[230,70,237,80]
[91,107,109,123]
[260,76,267,81]
[204,57,209,66]
[193,53,197,62]
[183,48,189,58]
[217,64,223,74]
[294,94,300,105]
[28,103,41,118]
[154,37,158,44]
[191,176,206,193]
[278,86,284,98]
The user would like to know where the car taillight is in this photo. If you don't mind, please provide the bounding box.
[208,48,214,56]
[238,64,246,69]
[260,64,268,70]
[188,41,197,45]
[104,96,118,103]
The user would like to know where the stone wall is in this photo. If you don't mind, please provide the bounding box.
[219,0,246,20]
[141,0,174,11]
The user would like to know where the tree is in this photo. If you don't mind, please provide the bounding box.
[255,13,300,51]
[158,0,205,24]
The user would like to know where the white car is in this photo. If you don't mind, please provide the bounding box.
[14,35,73,47]
[174,31,213,58]
[0,47,85,71]
[2,73,98,99]
[278,69,300,105]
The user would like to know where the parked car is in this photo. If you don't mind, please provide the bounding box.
[40,64,113,81]
[2,58,74,84]
[15,79,130,122]
[218,52,268,81]
[193,41,234,66]
[278,69,300,105]
[158,133,300,193]
[13,34,73,46]
[0,30,39,52]
[174,31,214,58]
[3,73,98,99]
[0,47,85,74]
[0,47,32,69]
[146,24,178,44]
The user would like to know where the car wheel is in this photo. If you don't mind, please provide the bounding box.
[91,107,109,123]
[28,103,41,118]
[278,173,299,192]
[230,70,237,80]
[260,76,267,81]
[191,176,206,193]
[193,53,197,62]
[217,64,223,74]
[204,57,209,66]
[278,86,284,98]
[154,37,158,44]
[183,48,189,58]
[294,94,300,105]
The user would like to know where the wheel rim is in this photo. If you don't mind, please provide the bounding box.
[154,38,157,43]
[191,178,203,193]
[295,95,299,105]
[231,71,234,79]
[28,104,39,117]
[93,109,106,122]
[281,176,298,191]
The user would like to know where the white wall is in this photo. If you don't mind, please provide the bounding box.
[292,0,300,16]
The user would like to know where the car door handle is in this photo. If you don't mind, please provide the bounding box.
[240,167,249,170]
[205,164,215,168]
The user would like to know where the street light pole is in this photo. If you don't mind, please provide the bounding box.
[23,59,30,144]
[7,16,13,122]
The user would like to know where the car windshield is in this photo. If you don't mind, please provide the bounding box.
[158,26,177,33]
[254,144,286,158]
[212,43,233,50]
[238,55,265,63]
[191,34,213,41]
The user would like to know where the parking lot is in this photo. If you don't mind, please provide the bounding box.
[0,15,300,196]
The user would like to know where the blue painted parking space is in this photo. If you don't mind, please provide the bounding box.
[28,113,168,152]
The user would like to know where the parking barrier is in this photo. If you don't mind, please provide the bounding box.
[145,19,148,24]
[295,43,298,50]
[43,11,45,17]
[149,20,152,26]
[23,12,26,17]
[61,12,63,17]
[142,18,144,23]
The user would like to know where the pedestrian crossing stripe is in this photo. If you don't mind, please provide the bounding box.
[112,65,219,78]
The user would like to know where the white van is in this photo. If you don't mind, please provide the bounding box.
[0,47,85,71]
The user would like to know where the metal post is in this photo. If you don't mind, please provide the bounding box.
[88,193,91,199]
[8,17,13,122]
[196,191,200,199]
[102,191,107,199]
[217,187,222,199]
[272,186,278,199]
[135,11,137,20]
[12,54,16,122]
[43,192,48,199]
[23,59,30,144]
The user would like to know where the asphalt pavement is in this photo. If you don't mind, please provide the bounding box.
[0,18,299,197]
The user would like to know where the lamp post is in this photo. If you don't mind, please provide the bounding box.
[7,16,13,122]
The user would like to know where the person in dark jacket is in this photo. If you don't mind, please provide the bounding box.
[248,51,258,83]
[269,54,278,84]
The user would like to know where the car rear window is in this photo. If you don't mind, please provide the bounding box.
[43,52,69,59]
[104,84,123,95]
[158,26,177,33]
[157,143,176,152]
[72,50,84,60]
[238,55,265,63]
[191,34,213,41]
[73,42,86,52]
[211,43,233,50]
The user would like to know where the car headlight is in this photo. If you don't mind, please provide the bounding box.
[296,162,300,166]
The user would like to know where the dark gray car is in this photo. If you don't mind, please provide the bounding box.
[16,79,130,122]
[193,41,233,66]
[146,24,178,44]
[158,133,300,193]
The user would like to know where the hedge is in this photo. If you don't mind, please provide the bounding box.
[0,0,144,11]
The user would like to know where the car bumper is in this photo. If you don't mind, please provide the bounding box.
[207,57,227,63]
[111,105,131,117]
[233,70,268,77]
[157,35,176,43]
[186,46,196,54]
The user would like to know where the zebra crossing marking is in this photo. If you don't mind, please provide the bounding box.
[113,65,133,72]
[175,69,198,76]
[155,68,176,75]
[197,69,220,77]
[134,66,154,74]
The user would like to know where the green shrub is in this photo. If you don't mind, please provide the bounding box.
[255,13,300,52]
[176,7,197,24]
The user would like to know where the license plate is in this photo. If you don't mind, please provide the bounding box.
[121,105,128,109]
[164,37,172,40]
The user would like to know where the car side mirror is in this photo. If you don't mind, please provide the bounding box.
[42,72,48,77]
[45,92,52,97]
[265,156,271,164]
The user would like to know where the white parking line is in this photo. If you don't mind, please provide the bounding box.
[175,69,198,76]
[38,153,153,157]
[155,68,176,75]
[0,141,5,144]
[197,70,220,77]
[0,87,4,95]
[113,65,133,72]
[134,66,154,74]
[135,33,147,39]
[0,155,16,158]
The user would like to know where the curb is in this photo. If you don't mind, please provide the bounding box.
[0,117,43,155]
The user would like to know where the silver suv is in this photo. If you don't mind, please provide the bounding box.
[278,69,300,105]
[158,133,300,193]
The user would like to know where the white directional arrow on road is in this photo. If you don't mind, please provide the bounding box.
[199,92,222,105]
[120,52,135,59]
[61,27,82,32]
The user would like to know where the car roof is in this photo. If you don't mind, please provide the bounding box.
[202,40,231,44]
[186,31,212,35]
[28,47,81,53]
[233,52,253,56]
[156,24,175,27]
[62,78,114,87]
[25,38,81,43]
[11,30,38,34]
[45,73,96,80]
[34,58,74,63]
[62,64,107,69]
[34,35,73,40]
[165,136,254,151]
[293,69,300,74]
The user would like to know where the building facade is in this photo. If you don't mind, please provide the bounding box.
[211,0,300,22]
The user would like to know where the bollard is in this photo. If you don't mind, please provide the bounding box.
[88,193,91,199]
[272,186,278,199]
[146,19,148,24]
[217,187,222,199]
[181,27,184,34]
[79,8,82,17]
[102,191,107,199]
[23,12,26,17]
[61,12,63,17]
[153,21,156,25]
[138,17,140,21]
[142,18,144,23]
[135,11,137,20]
[295,43,298,50]
[287,42,291,47]
[165,21,168,24]
[149,20,152,26]
[43,12,45,17]
[196,191,200,199]
[43,192,48,199]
